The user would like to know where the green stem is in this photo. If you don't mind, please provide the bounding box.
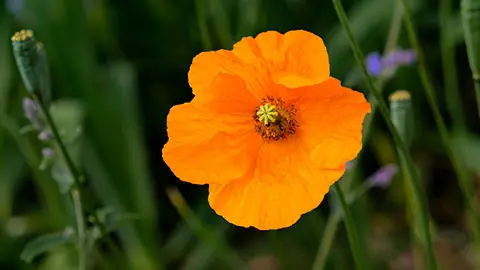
[312,211,342,270]
[383,0,404,54]
[32,94,86,270]
[461,0,480,122]
[332,184,367,270]
[439,0,465,132]
[72,189,86,270]
[209,0,233,48]
[399,0,480,263]
[194,0,212,50]
[32,95,82,187]
[166,188,246,270]
[475,79,480,122]
[332,1,438,269]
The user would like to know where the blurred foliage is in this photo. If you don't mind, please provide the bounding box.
[0,0,479,269]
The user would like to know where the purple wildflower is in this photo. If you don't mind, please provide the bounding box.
[383,49,417,69]
[22,98,43,129]
[38,130,53,141]
[366,52,383,77]
[367,164,399,189]
[365,48,417,77]
[42,147,54,158]
[23,98,37,120]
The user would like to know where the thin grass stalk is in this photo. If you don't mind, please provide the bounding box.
[332,1,438,269]
[166,188,246,270]
[461,0,480,120]
[312,211,342,270]
[383,0,404,56]
[208,0,233,48]
[71,189,86,270]
[439,0,465,132]
[312,6,405,269]
[332,184,367,270]
[400,0,480,264]
[195,0,212,50]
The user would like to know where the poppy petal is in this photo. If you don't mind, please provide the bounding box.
[163,74,262,185]
[232,30,330,89]
[208,139,343,230]
[288,78,370,171]
[188,50,268,99]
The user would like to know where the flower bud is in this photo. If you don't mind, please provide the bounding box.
[12,30,51,104]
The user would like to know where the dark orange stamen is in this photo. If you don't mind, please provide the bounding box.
[254,96,298,142]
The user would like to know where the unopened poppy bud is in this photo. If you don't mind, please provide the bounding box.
[389,90,413,147]
[12,30,51,103]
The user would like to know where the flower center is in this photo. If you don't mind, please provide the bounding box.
[256,103,279,125]
[254,96,298,142]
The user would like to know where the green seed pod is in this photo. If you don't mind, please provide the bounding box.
[389,90,413,147]
[462,0,480,79]
[11,30,51,104]
[35,42,51,105]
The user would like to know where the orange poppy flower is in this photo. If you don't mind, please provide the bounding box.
[163,30,371,230]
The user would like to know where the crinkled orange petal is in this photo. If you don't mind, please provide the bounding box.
[188,50,268,99]
[208,138,344,230]
[163,74,262,185]
[285,77,371,173]
[233,30,330,88]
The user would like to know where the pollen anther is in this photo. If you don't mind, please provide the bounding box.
[253,96,298,142]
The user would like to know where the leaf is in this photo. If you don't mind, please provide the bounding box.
[452,133,480,175]
[20,228,75,263]
[0,136,25,219]
[86,226,102,249]
[50,159,75,194]
[49,99,85,144]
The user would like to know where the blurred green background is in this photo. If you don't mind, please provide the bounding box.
[1,0,479,269]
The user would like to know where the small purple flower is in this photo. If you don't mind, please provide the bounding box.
[383,49,417,69]
[23,98,37,120]
[366,52,383,77]
[345,161,354,170]
[38,130,53,141]
[365,48,417,78]
[42,147,54,158]
[367,164,399,188]
[22,98,43,129]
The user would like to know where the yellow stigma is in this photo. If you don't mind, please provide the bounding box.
[256,103,278,125]
[11,30,34,42]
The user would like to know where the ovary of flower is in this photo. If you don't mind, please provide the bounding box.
[256,103,278,125]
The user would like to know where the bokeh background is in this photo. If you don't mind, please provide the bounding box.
[1,0,479,269]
